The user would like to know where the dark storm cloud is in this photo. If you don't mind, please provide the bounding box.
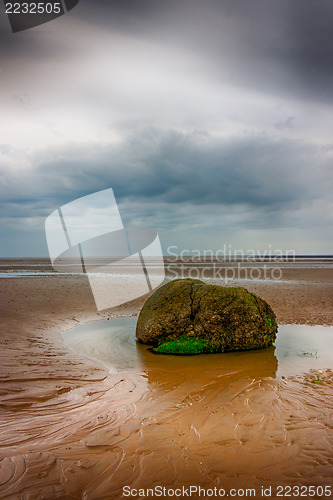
[1,129,331,220]
[1,0,332,256]
[78,0,333,103]
[2,0,333,103]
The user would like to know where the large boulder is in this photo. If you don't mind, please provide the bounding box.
[136,279,278,354]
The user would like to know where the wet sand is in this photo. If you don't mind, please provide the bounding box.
[0,260,332,499]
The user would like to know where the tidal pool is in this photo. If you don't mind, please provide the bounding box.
[63,318,333,379]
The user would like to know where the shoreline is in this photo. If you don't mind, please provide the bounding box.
[1,264,332,498]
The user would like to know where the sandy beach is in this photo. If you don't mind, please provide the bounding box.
[0,259,332,499]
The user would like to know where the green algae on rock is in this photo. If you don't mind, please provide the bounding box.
[136,279,278,355]
[154,335,219,355]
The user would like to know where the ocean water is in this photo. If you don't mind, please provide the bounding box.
[1,257,332,286]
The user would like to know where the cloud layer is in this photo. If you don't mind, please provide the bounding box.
[1,0,332,255]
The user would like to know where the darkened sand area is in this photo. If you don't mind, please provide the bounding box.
[0,260,332,499]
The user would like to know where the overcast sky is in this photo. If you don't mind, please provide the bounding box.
[1,0,332,256]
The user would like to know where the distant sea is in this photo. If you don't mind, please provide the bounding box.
[0,256,332,279]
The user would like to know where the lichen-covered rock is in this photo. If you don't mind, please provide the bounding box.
[136,279,278,354]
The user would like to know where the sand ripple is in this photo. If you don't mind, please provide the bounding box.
[1,334,332,499]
